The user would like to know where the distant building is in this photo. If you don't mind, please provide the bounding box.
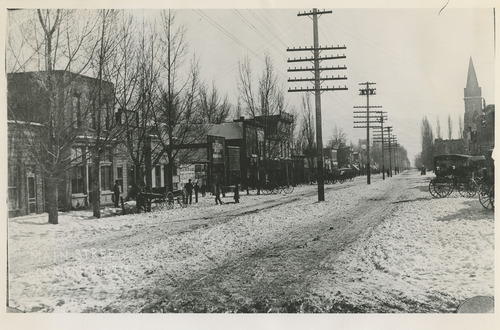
[462,57,495,156]
[433,138,465,156]
[433,57,494,158]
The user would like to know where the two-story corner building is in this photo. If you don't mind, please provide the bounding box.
[254,112,295,184]
[7,70,128,217]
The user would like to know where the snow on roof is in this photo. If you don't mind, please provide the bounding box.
[207,122,243,140]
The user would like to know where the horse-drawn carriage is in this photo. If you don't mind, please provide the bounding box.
[325,167,357,184]
[136,188,188,212]
[428,153,494,210]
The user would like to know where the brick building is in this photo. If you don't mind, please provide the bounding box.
[7,70,127,216]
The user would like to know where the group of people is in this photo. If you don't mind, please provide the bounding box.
[113,178,241,209]
[184,179,239,205]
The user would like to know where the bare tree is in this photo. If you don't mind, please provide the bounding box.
[198,80,231,124]
[458,114,464,139]
[421,116,434,169]
[327,124,347,149]
[75,9,141,218]
[237,53,291,165]
[111,11,151,188]
[7,9,99,224]
[237,55,258,118]
[327,124,349,167]
[447,114,453,140]
[298,94,315,170]
[436,116,442,139]
[153,10,206,192]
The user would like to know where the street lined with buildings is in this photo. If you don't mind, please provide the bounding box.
[7,170,494,313]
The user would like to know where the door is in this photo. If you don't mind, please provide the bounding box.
[27,174,36,214]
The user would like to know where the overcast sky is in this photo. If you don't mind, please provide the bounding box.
[3,1,497,165]
[172,7,495,164]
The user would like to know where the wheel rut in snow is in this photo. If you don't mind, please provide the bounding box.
[140,179,407,312]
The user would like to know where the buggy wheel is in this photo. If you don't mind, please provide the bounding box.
[283,184,294,194]
[166,192,175,209]
[458,180,476,198]
[479,184,494,210]
[271,182,280,195]
[429,177,452,198]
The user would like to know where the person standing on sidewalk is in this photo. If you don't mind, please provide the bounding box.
[185,179,194,204]
[215,183,223,205]
[113,180,121,208]
[194,181,200,203]
[234,184,240,203]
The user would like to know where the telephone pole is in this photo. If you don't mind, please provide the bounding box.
[287,8,347,202]
[353,82,382,184]
[384,127,393,177]
[371,111,388,180]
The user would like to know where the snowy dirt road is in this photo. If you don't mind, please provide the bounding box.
[7,170,494,313]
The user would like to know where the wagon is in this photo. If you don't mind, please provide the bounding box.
[136,189,188,212]
[428,154,481,198]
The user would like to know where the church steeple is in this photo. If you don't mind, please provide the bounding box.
[463,57,483,146]
[464,57,482,98]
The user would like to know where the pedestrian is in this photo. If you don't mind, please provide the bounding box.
[201,177,206,197]
[184,179,193,204]
[234,184,240,203]
[215,183,223,205]
[113,180,120,208]
[194,181,200,203]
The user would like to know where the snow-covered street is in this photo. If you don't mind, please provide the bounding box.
[7,170,494,313]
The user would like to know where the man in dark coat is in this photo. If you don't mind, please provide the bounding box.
[194,181,200,203]
[185,179,194,204]
[234,184,240,203]
[113,180,121,208]
[215,183,223,205]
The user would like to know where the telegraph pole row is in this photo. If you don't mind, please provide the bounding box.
[353,82,382,185]
[287,8,347,202]
[388,136,399,174]
[370,111,388,180]
[374,126,392,177]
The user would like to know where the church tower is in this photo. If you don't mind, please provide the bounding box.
[463,57,483,128]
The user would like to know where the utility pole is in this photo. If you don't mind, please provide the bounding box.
[287,8,347,202]
[390,136,399,175]
[371,111,388,180]
[353,82,382,184]
[384,127,393,177]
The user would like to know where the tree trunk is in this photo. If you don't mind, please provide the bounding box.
[92,155,101,218]
[45,176,59,224]
[166,150,174,192]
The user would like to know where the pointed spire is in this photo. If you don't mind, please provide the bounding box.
[466,57,479,89]
[464,56,482,98]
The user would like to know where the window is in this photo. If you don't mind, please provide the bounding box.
[71,166,85,194]
[72,94,82,128]
[128,166,136,187]
[155,165,161,187]
[117,166,123,191]
[100,165,112,191]
[8,164,19,210]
